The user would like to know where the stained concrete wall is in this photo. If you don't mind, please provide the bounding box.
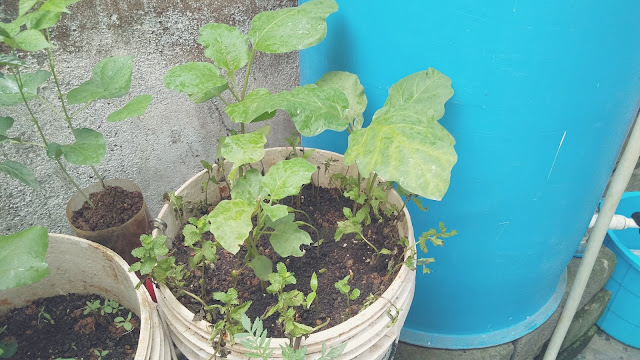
[0,0,298,234]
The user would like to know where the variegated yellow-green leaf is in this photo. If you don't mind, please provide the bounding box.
[163,62,228,103]
[0,70,51,106]
[276,84,349,137]
[225,88,278,124]
[315,71,367,129]
[261,203,289,222]
[0,226,49,290]
[249,0,337,54]
[67,56,134,104]
[208,199,255,254]
[269,216,311,257]
[60,128,106,166]
[231,168,266,204]
[384,68,453,121]
[107,94,152,122]
[219,133,266,177]
[261,157,316,201]
[344,105,456,200]
[198,23,249,72]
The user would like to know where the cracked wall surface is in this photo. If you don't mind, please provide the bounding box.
[0,0,298,234]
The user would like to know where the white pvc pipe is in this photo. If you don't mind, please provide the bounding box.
[543,110,640,360]
[589,213,640,230]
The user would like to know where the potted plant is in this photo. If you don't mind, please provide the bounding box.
[134,0,457,358]
[0,228,174,359]
[0,0,152,264]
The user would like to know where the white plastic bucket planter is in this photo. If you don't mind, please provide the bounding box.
[153,147,416,359]
[0,233,175,360]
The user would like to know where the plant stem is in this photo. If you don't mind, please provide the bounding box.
[241,48,256,99]
[201,262,207,300]
[366,172,379,199]
[181,290,209,308]
[91,166,106,189]
[226,71,242,102]
[217,96,229,106]
[45,30,73,127]
[57,158,95,207]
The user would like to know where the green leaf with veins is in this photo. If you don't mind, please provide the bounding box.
[0,54,25,67]
[315,71,367,129]
[0,70,51,106]
[261,203,289,222]
[261,157,316,201]
[249,0,337,53]
[208,199,255,254]
[231,169,266,204]
[334,220,362,242]
[60,128,106,166]
[0,117,14,138]
[46,142,62,160]
[249,255,273,281]
[4,30,51,51]
[219,133,266,178]
[225,88,278,124]
[107,94,152,122]
[163,62,228,103]
[0,161,39,190]
[0,226,48,290]
[67,56,134,104]
[345,104,457,200]
[198,23,249,72]
[276,84,349,137]
[269,216,312,258]
[182,224,201,247]
[384,68,454,121]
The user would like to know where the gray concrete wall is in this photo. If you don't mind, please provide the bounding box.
[0,0,298,234]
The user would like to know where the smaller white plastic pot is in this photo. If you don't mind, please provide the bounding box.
[0,233,175,360]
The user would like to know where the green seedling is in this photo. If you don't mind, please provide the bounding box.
[83,299,123,316]
[163,192,185,221]
[37,306,54,325]
[114,312,134,332]
[93,349,109,360]
[183,216,219,299]
[416,222,457,274]
[129,234,185,289]
[234,314,273,360]
[0,325,17,358]
[334,275,360,319]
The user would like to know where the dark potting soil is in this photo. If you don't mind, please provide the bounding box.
[170,185,406,338]
[0,293,140,359]
[71,186,143,231]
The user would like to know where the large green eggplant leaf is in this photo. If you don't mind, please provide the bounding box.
[261,203,289,222]
[67,56,134,104]
[261,157,316,201]
[384,68,454,121]
[225,88,278,124]
[19,0,38,16]
[315,71,367,129]
[208,199,254,255]
[0,160,39,190]
[107,94,152,122]
[0,226,49,290]
[276,84,349,137]
[198,23,249,72]
[269,215,311,257]
[231,169,266,204]
[163,62,228,103]
[249,0,337,54]
[344,105,457,200]
[60,128,106,166]
[219,132,267,177]
[0,70,51,106]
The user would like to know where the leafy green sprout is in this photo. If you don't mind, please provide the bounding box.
[334,275,360,319]
[129,234,185,289]
[93,349,109,360]
[182,216,219,299]
[37,306,54,325]
[83,299,123,316]
[114,312,134,332]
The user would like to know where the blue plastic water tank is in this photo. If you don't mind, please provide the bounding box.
[597,192,640,348]
[299,0,640,348]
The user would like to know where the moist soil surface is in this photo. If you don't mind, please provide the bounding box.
[71,185,143,231]
[0,293,140,359]
[170,184,407,338]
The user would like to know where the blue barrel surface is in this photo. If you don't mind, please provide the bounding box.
[597,192,640,348]
[300,0,640,348]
